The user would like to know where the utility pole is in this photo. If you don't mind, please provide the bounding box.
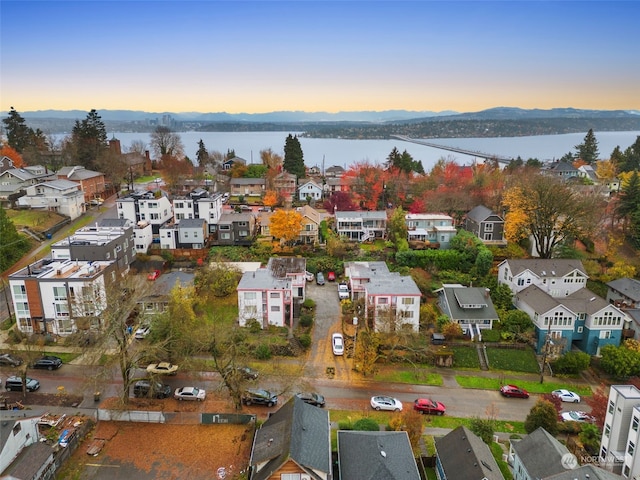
[540,322,552,384]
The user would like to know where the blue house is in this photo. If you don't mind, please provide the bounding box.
[515,284,626,356]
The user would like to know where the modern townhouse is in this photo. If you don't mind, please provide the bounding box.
[237,257,307,329]
[297,179,323,202]
[116,190,172,235]
[514,284,625,355]
[172,188,223,235]
[498,259,588,297]
[405,213,457,249]
[17,179,86,220]
[230,177,265,197]
[463,205,507,245]
[50,218,135,274]
[159,218,208,249]
[600,385,640,478]
[215,212,256,246]
[344,261,421,332]
[435,284,500,340]
[56,166,105,203]
[9,258,117,336]
[335,210,387,242]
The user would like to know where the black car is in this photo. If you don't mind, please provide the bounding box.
[242,389,278,407]
[31,355,63,370]
[0,353,23,367]
[295,392,326,407]
[5,375,40,392]
[132,380,172,399]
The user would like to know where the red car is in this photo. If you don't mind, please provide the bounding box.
[500,385,530,399]
[413,398,446,415]
[147,270,161,281]
[327,271,336,281]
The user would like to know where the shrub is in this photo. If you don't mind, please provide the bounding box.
[297,333,312,349]
[302,298,316,309]
[338,420,353,430]
[552,351,591,375]
[481,329,501,342]
[254,343,272,360]
[352,418,380,431]
[246,319,262,334]
[299,313,313,328]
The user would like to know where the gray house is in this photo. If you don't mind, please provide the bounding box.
[337,430,420,480]
[249,396,331,480]
[509,427,571,480]
[435,284,499,340]
[464,205,506,245]
[435,426,504,480]
[215,212,256,246]
[607,278,640,309]
[177,218,207,249]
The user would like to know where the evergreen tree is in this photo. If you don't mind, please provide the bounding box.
[283,134,305,178]
[71,109,108,170]
[0,205,31,272]
[575,128,599,164]
[617,171,640,238]
[619,136,640,173]
[196,139,209,166]
[2,107,34,153]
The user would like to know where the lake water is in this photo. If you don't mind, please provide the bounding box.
[66,130,640,171]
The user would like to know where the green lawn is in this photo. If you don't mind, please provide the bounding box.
[374,367,443,386]
[451,346,481,368]
[486,347,540,373]
[455,375,592,396]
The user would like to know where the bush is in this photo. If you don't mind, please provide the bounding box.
[481,329,501,342]
[246,319,262,334]
[352,418,380,431]
[254,343,272,360]
[338,420,353,430]
[297,333,312,349]
[299,313,313,328]
[552,351,591,375]
[302,298,316,309]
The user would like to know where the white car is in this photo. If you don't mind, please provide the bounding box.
[370,395,403,412]
[332,333,344,355]
[174,386,206,401]
[561,411,594,423]
[305,271,314,282]
[134,325,151,339]
[552,389,581,403]
[338,282,350,300]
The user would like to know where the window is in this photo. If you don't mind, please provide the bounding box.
[485,223,494,232]
[605,424,611,437]
[55,303,69,317]
[271,306,280,312]
[400,310,414,318]
[245,305,257,315]
[609,400,615,414]
[628,441,635,456]
[378,297,388,304]
[281,474,301,480]
[53,286,67,301]
[12,423,21,435]
[402,298,415,305]
[577,326,583,333]
[221,233,231,240]
[12,284,26,299]
[600,330,612,339]
[624,465,630,476]
[633,416,639,432]
[270,292,280,299]
[57,318,73,333]
[244,292,257,300]
[16,302,29,317]
[517,278,525,286]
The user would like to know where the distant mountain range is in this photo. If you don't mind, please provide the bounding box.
[18,106,640,123]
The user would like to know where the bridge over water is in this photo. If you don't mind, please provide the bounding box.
[391,135,515,164]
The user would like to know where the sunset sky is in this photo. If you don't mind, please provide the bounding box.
[1,0,639,115]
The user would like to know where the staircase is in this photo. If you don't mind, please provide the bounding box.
[477,344,489,370]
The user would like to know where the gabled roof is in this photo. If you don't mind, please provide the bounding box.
[435,426,504,480]
[0,168,43,181]
[298,205,321,224]
[437,285,499,321]
[57,166,103,180]
[500,259,587,278]
[297,179,322,190]
[544,464,623,479]
[511,427,570,479]
[31,179,81,191]
[607,278,640,302]
[251,396,330,480]
[466,205,503,222]
[338,431,420,480]
[517,284,620,317]
[229,177,265,185]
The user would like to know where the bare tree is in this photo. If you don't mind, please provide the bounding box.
[150,126,184,161]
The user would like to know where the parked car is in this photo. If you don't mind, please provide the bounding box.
[133,380,172,399]
[5,375,40,392]
[147,270,161,281]
[134,324,151,340]
[500,385,530,399]
[31,355,63,370]
[305,271,314,282]
[332,333,344,355]
[242,389,278,407]
[146,362,179,375]
[327,271,336,281]
[552,389,581,403]
[295,392,326,407]
[174,386,206,401]
[223,366,259,381]
[316,272,325,286]
[338,282,350,300]
[561,411,595,423]
[413,398,446,415]
[0,353,23,367]
[370,395,403,412]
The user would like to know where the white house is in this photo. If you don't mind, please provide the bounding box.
[0,414,47,476]
[116,190,173,234]
[344,261,421,332]
[405,213,458,249]
[172,189,223,235]
[297,179,323,202]
[498,259,588,297]
[9,259,116,336]
[17,179,86,219]
[600,385,640,478]
[335,211,387,242]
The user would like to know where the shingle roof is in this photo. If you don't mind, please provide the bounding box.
[438,286,499,322]
[503,259,587,278]
[511,427,570,479]
[607,278,640,302]
[435,426,504,480]
[251,396,330,480]
[338,431,420,480]
[544,464,623,479]
[467,205,502,222]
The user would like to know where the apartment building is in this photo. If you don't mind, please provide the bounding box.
[172,188,223,235]
[116,190,172,234]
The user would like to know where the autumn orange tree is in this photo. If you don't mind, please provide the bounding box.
[269,209,303,245]
[263,190,278,208]
[0,145,25,167]
[344,161,386,210]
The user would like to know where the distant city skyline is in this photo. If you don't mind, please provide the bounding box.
[1,1,639,114]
